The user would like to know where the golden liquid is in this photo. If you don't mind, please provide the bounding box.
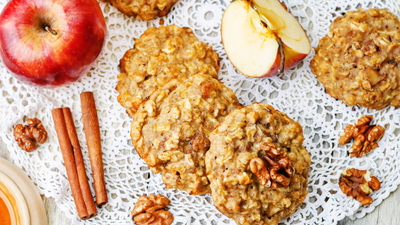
[0,194,12,225]
[0,181,20,225]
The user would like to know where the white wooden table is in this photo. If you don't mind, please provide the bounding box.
[0,136,398,225]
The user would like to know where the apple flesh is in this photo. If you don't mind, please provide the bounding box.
[221,0,311,78]
[0,0,107,88]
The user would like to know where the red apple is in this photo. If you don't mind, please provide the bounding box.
[0,0,107,88]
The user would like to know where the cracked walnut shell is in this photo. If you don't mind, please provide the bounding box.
[131,194,173,225]
[339,115,385,157]
[100,0,179,21]
[311,8,400,110]
[339,168,381,205]
[13,118,47,152]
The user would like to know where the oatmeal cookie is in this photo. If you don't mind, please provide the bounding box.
[131,74,240,195]
[100,0,178,21]
[311,8,400,110]
[116,25,220,116]
[205,103,311,225]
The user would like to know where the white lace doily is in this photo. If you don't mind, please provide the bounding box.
[1,0,400,224]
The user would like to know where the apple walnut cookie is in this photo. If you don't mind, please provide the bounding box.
[131,74,240,195]
[205,103,311,225]
[311,8,400,110]
[116,25,220,116]
[100,0,179,21]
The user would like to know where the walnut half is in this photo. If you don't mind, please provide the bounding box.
[131,194,174,225]
[339,168,381,205]
[339,115,385,157]
[250,142,294,189]
[13,118,47,152]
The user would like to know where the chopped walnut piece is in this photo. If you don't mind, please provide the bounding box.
[199,80,217,98]
[26,118,47,144]
[250,142,294,189]
[339,168,381,205]
[13,118,47,152]
[249,157,270,186]
[190,133,210,153]
[131,194,174,225]
[339,115,385,157]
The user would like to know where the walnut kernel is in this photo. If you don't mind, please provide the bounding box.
[250,142,294,189]
[131,194,173,225]
[13,118,47,152]
[339,168,381,205]
[249,157,270,186]
[339,115,385,157]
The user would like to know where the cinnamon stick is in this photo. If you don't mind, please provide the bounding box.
[62,108,97,217]
[51,108,97,220]
[80,92,108,206]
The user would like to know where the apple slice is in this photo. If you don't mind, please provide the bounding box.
[221,0,311,78]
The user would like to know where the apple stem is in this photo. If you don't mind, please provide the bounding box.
[277,37,285,74]
[44,25,57,35]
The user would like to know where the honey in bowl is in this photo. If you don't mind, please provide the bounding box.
[0,177,26,225]
[0,192,13,225]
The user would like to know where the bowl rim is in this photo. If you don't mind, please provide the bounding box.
[0,171,30,225]
[0,157,47,225]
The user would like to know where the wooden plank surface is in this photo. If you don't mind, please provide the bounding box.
[0,135,398,225]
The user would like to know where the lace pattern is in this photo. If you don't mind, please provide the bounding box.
[0,0,400,224]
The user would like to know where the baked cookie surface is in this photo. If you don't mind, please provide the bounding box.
[311,8,400,110]
[205,103,311,225]
[116,25,220,116]
[100,0,178,21]
[131,74,240,195]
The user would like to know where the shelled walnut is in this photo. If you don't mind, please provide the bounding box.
[131,194,174,225]
[339,115,385,157]
[339,168,381,205]
[13,118,47,152]
[250,142,294,189]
